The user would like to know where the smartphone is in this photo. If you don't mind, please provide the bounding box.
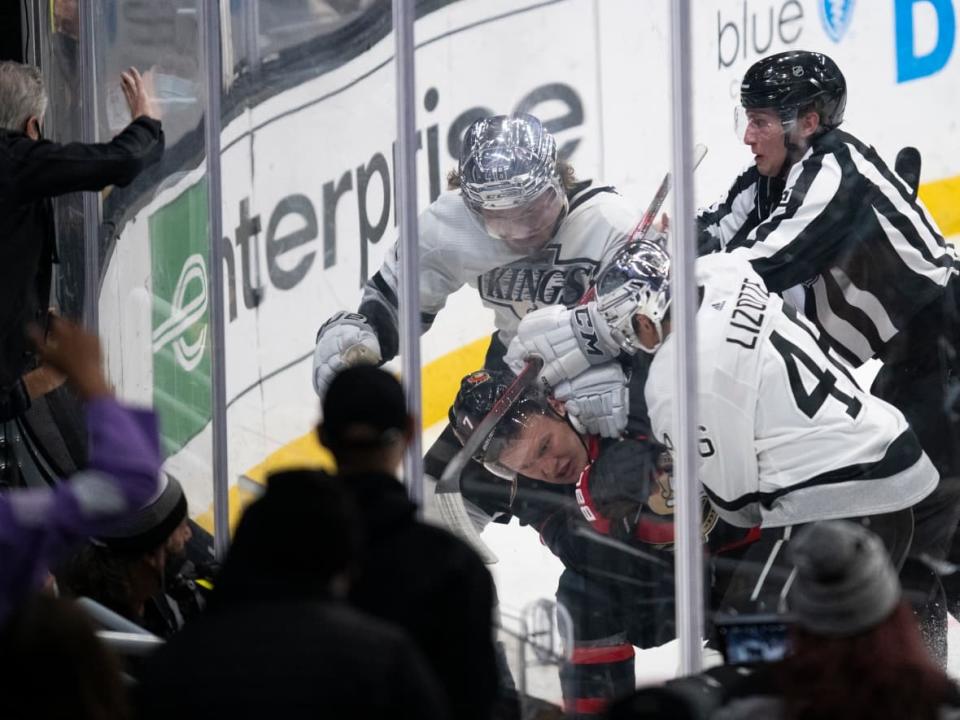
[714,613,792,665]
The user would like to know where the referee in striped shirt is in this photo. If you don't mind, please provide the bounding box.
[697,50,960,644]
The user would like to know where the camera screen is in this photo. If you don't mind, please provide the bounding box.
[720,621,790,664]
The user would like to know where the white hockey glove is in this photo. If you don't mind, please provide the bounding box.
[312,311,383,400]
[505,303,621,390]
[552,363,629,438]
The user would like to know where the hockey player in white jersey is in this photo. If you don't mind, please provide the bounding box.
[507,240,951,647]
[511,241,937,535]
[313,113,634,408]
[312,113,642,532]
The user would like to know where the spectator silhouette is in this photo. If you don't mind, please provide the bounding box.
[58,472,192,638]
[313,365,499,720]
[136,470,448,720]
[0,593,130,720]
[0,62,163,420]
[0,317,160,626]
[607,521,960,720]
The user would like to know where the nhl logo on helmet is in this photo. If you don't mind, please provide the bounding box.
[741,50,847,129]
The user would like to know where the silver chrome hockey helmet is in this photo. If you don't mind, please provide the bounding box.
[458,114,567,248]
[594,240,672,354]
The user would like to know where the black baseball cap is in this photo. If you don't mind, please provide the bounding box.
[321,366,410,447]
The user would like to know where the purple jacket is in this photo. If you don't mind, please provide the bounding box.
[0,396,161,624]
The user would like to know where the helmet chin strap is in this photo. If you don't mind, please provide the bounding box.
[784,137,807,166]
[780,116,803,156]
[780,113,823,167]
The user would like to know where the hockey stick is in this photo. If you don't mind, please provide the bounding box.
[895,146,922,201]
[579,143,708,304]
[435,357,543,564]
[631,142,709,242]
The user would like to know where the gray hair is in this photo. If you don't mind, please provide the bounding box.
[0,62,48,132]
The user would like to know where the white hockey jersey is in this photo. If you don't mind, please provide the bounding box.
[645,253,938,528]
[359,183,639,360]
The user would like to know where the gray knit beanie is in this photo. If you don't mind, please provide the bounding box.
[94,472,188,555]
[788,520,901,637]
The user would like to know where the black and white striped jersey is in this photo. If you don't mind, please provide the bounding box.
[358,181,638,360]
[645,254,937,529]
[697,129,959,366]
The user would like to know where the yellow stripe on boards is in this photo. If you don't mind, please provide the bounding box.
[227,334,491,496]
[919,174,960,238]
[194,483,259,535]
[244,430,336,485]
[420,335,491,428]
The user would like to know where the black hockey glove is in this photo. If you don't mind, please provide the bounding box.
[575,438,657,536]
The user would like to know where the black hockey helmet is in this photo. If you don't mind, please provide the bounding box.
[741,50,846,129]
[449,369,557,479]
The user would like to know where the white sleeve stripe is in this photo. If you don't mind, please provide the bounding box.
[845,142,945,262]
[812,280,874,363]
[718,184,760,249]
[7,470,129,528]
[828,265,899,343]
[871,206,954,285]
[8,489,55,527]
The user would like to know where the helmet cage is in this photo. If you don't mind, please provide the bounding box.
[742,85,841,129]
[450,370,558,481]
[478,396,558,481]
[465,178,568,248]
[734,105,800,145]
[595,241,672,354]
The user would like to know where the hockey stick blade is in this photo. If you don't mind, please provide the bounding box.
[895,146,921,201]
[434,491,499,565]
[436,357,544,564]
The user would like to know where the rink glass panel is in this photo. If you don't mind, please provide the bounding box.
[68,0,219,534]
[410,0,684,706]
[35,0,86,321]
[218,0,688,707]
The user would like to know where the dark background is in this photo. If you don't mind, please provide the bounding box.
[0,3,24,62]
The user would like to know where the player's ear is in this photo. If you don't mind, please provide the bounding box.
[799,109,820,139]
[632,313,653,337]
[24,115,42,140]
[546,395,567,417]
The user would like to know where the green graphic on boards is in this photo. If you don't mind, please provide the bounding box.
[150,180,211,457]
